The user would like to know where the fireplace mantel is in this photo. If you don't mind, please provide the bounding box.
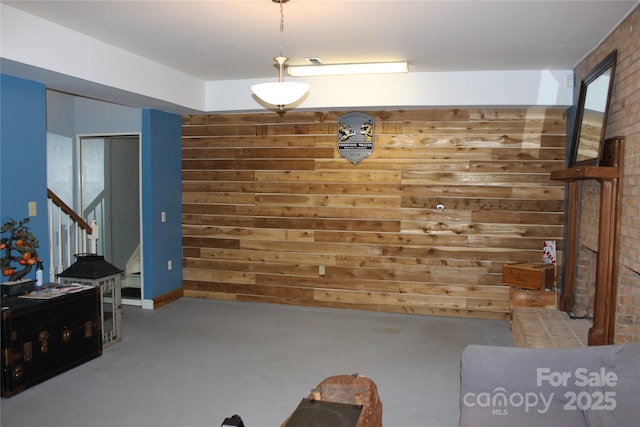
[551,136,624,345]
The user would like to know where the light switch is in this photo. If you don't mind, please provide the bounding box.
[161,211,166,222]
[28,201,37,217]
[566,74,574,88]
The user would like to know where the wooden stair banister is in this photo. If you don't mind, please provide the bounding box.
[46,188,99,282]
[47,189,93,234]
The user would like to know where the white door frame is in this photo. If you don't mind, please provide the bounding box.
[76,132,143,306]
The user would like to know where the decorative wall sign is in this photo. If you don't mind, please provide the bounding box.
[337,112,374,164]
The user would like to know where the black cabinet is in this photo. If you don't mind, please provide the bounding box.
[1,286,102,397]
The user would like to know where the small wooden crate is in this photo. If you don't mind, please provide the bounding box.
[503,263,556,290]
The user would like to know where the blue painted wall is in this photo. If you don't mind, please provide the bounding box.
[0,74,49,278]
[2,74,184,303]
[141,109,183,299]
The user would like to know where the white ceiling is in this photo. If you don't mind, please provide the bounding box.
[3,0,638,82]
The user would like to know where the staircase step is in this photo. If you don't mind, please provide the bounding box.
[122,287,141,300]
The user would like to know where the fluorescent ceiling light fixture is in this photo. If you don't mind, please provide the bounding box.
[287,61,408,77]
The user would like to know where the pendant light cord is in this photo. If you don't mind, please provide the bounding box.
[250,0,308,112]
[279,0,285,58]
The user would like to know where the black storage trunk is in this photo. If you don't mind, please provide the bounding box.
[1,286,102,397]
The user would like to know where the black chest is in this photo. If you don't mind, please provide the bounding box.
[1,286,102,397]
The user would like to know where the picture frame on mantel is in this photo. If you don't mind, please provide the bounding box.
[568,50,617,167]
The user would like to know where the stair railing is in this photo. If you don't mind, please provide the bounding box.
[46,189,97,282]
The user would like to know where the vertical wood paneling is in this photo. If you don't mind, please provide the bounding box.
[181,108,566,320]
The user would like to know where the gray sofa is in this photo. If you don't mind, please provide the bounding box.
[459,343,640,427]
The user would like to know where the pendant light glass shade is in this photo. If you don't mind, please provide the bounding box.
[251,81,310,108]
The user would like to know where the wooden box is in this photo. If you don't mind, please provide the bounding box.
[503,263,556,290]
[1,286,102,397]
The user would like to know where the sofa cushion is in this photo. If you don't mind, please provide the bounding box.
[459,344,640,427]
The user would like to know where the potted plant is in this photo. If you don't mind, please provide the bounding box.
[1,217,41,283]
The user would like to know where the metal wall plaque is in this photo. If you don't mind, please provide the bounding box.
[337,112,374,164]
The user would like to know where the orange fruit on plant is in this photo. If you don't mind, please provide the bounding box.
[27,258,36,265]
[15,239,25,247]
[2,268,14,276]
[22,252,31,260]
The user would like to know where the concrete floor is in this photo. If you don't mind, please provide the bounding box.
[1,298,513,427]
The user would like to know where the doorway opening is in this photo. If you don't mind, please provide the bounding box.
[78,134,142,306]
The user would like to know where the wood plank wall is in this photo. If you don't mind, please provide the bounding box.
[181,109,566,320]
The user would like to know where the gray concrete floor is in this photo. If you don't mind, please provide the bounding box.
[1,298,513,427]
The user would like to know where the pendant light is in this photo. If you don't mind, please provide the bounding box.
[251,0,309,111]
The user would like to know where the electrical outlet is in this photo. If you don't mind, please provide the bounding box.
[161,211,167,222]
[319,265,325,276]
[28,201,37,217]
[167,260,172,271]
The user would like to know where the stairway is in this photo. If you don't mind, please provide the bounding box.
[122,244,142,306]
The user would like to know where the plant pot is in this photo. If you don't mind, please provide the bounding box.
[1,279,36,298]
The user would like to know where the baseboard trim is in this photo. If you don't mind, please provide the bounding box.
[123,297,143,307]
[152,287,184,309]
